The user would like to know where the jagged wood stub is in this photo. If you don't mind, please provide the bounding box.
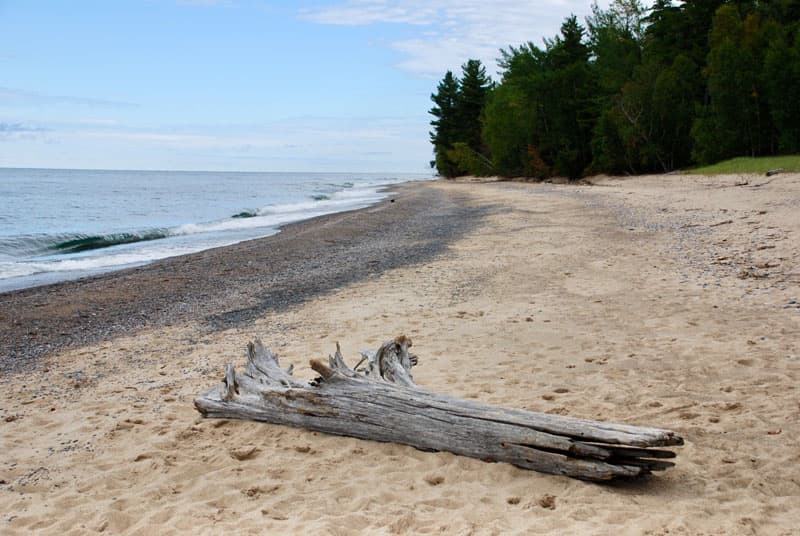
[194,336,683,481]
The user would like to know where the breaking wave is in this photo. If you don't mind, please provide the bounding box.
[0,182,394,285]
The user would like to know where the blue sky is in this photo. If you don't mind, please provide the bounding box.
[0,0,609,172]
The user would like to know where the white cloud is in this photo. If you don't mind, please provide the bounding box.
[78,130,218,145]
[0,115,431,172]
[0,122,49,141]
[0,122,45,133]
[302,0,438,25]
[303,0,609,78]
[0,86,137,109]
[73,116,420,150]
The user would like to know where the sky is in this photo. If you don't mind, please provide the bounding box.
[0,0,611,173]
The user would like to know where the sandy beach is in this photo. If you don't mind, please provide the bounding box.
[1,174,799,535]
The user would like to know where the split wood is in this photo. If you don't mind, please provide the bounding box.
[195,336,683,481]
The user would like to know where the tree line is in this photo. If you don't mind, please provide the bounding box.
[429,0,800,179]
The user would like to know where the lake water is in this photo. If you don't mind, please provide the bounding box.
[0,168,429,292]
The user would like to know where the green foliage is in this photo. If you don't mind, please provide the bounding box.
[763,27,800,153]
[430,0,800,178]
[692,6,772,164]
[456,59,492,153]
[482,83,534,176]
[590,108,630,175]
[587,0,645,100]
[428,61,492,177]
[429,71,461,177]
[484,16,597,179]
[446,142,495,176]
[651,54,698,170]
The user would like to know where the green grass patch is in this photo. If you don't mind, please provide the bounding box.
[690,155,800,175]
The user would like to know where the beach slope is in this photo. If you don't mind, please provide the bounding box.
[1,174,799,535]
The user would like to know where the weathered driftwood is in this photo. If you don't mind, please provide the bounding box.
[194,336,683,481]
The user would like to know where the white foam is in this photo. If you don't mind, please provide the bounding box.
[174,186,386,236]
[0,183,393,289]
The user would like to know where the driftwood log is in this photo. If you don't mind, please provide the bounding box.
[195,336,683,481]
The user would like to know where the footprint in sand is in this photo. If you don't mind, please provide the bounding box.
[229,445,260,461]
[424,475,444,486]
[538,494,557,510]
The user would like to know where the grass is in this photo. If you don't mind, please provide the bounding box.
[690,155,800,175]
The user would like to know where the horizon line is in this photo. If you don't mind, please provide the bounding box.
[0,165,434,175]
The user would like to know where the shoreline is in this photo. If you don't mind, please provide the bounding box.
[1,173,798,534]
[0,181,486,375]
[0,175,419,295]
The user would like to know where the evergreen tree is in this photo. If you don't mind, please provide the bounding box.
[587,0,646,174]
[482,16,596,179]
[454,59,492,162]
[483,81,538,177]
[542,16,597,178]
[650,54,698,170]
[692,5,772,163]
[484,43,547,177]
[587,0,645,99]
[763,27,800,152]
[429,0,800,179]
[429,61,491,177]
[603,0,713,172]
[429,71,460,177]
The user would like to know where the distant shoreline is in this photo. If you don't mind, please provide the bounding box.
[0,181,484,374]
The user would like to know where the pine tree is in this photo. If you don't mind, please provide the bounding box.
[692,5,772,163]
[430,0,800,178]
[763,29,800,153]
[544,16,597,178]
[429,60,492,177]
[455,59,492,156]
[429,71,460,177]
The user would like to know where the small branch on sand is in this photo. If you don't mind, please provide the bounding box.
[709,219,734,227]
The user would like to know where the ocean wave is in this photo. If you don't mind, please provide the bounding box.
[2,185,387,259]
[0,239,214,282]
[0,169,434,290]
[0,182,393,284]
[51,230,171,254]
[0,230,171,259]
[231,210,258,219]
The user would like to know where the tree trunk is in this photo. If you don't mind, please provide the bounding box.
[194,336,683,481]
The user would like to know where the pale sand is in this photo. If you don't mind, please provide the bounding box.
[2,174,799,535]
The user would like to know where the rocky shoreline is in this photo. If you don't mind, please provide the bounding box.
[0,181,486,375]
